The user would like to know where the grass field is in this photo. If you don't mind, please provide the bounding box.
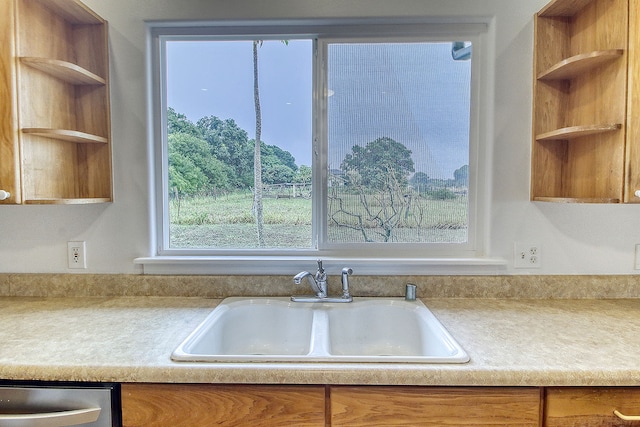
[169,191,468,248]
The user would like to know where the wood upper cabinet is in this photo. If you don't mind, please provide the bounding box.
[531,0,640,203]
[330,386,542,426]
[0,0,112,204]
[121,383,326,427]
[545,387,640,426]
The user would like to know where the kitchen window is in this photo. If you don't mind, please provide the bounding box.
[143,20,499,274]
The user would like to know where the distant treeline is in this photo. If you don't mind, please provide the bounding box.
[167,108,309,196]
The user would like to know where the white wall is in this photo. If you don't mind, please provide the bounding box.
[1,0,638,275]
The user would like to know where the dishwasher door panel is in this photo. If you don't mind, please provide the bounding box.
[0,383,119,427]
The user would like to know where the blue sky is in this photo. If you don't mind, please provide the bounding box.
[166,39,471,179]
[167,40,313,165]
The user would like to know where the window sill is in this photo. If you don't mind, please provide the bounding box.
[133,256,507,275]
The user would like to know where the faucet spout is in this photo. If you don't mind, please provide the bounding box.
[293,271,323,296]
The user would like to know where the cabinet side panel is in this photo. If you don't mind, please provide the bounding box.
[0,0,20,203]
[121,384,326,427]
[331,386,541,426]
[625,0,640,201]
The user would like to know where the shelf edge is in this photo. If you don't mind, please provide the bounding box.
[537,50,624,80]
[22,128,108,144]
[20,57,105,85]
[24,198,112,205]
[533,197,621,203]
[535,124,622,141]
[538,0,594,16]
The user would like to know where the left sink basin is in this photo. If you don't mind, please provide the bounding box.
[172,298,314,362]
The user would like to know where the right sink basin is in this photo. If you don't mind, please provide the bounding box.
[172,297,468,364]
[325,299,468,363]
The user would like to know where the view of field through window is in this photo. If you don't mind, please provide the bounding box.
[164,39,471,249]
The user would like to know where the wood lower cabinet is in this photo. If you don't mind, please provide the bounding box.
[124,384,640,426]
[121,384,542,427]
[120,383,326,427]
[330,386,541,426]
[545,387,640,426]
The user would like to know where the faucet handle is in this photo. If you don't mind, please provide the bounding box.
[316,259,324,273]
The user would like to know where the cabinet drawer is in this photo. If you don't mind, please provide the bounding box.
[545,387,640,426]
[330,386,541,426]
[121,383,325,427]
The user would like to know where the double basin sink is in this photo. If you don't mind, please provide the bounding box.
[172,297,469,364]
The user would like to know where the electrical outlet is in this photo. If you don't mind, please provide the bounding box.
[514,243,541,269]
[67,241,87,269]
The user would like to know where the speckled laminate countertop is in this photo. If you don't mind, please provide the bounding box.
[1,296,639,386]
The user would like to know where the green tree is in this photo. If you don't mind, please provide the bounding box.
[262,163,296,184]
[168,152,208,195]
[197,115,254,188]
[258,142,297,184]
[263,143,297,172]
[293,165,312,183]
[341,137,415,189]
[409,171,430,192]
[168,133,232,195]
[168,107,202,138]
[454,164,469,185]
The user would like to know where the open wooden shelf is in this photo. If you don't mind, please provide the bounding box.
[539,0,595,16]
[31,0,103,24]
[20,57,105,85]
[0,0,112,204]
[22,128,108,144]
[533,197,621,203]
[537,50,624,80]
[24,198,113,205]
[531,0,630,203]
[535,124,622,141]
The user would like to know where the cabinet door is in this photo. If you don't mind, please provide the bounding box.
[330,386,541,426]
[121,383,326,427]
[545,387,640,426]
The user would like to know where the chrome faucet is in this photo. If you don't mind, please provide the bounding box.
[293,260,327,297]
[291,260,353,303]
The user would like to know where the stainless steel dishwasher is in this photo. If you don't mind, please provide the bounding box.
[0,381,120,427]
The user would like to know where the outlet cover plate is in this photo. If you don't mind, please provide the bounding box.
[514,242,541,269]
[67,241,87,269]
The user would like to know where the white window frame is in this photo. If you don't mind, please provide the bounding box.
[137,19,506,275]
